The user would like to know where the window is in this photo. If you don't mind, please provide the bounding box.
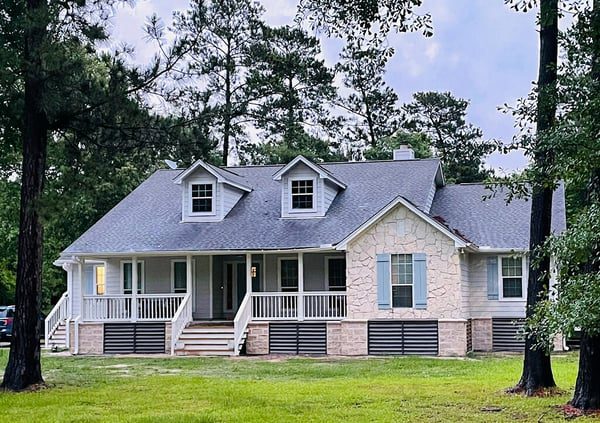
[327,257,346,291]
[95,265,106,295]
[279,259,299,292]
[391,254,413,308]
[291,179,314,210]
[501,256,523,298]
[172,261,187,293]
[122,261,144,294]
[190,183,213,213]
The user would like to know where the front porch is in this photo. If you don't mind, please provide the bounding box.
[47,250,348,355]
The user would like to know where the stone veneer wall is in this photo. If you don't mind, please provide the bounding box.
[77,323,104,354]
[339,321,368,355]
[471,318,492,352]
[438,319,467,356]
[165,322,172,354]
[246,322,269,355]
[346,203,465,321]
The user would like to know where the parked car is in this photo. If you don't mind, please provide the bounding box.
[0,305,15,342]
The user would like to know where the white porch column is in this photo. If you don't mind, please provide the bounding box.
[246,252,252,296]
[79,259,85,320]
[131,256,138,321]
[186,254,193,294]
[298,252,304,321]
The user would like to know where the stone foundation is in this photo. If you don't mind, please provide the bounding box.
[326,322,342,355]
[165,322,172,354]
[438,319,467,357]
[246,322,269,355]
[339,320,368,355]
[77,323,104,354]
[471,318,493,352]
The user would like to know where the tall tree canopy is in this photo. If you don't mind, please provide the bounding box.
[403,91,495,183]
[242,25,341,164]
[170,0,265,165]
[336,42,402,159]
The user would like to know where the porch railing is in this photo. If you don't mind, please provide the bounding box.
[170,293,192,355]
[251,292,346,321]
[82,294,185,321]
[233,293,252,355]
[44,292,68,348]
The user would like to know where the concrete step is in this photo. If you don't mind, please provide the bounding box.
[177,338,232,346]
[182,343,232,351]
[183,327,235,333]
[179,333,234,340]
[175,349,233,356]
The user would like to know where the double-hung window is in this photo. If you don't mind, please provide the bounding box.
[191,183,213,213]
[291,179,314,210]
[172,261,187,293]
[327,258,346,291]
[501,256,524,298]
[122,261,144,294]
[391,254,413,308]
[95,265,106,295]
[279,259,299,292]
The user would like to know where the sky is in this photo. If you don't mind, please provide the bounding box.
[108,0,543,173]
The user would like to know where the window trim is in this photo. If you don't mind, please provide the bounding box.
[188,180,216,216]
[120,260,145,294]
[288,177,317,213]
[324,256,346,291]
[277,256,299,292]
[390,253,414,309]
[498,254,527,301]
[171,259,194,294]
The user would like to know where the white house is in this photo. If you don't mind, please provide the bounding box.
[46,148,566,356]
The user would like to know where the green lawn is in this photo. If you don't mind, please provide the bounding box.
[0,349,596,422]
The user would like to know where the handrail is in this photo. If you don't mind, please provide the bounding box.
[45,292,68,348]
[251,291,347,321]
[82,294,185,321]
[233,293,252,356]
[170,293,192,355]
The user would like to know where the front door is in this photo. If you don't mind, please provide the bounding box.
[223,261,262,316]
[224,262,246,315]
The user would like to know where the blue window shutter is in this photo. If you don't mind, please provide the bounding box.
[487,256,499,300]
[376,254,391,309]
[413,253,427,309]
[84,265,94,296]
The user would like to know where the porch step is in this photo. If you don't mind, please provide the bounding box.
[174,323,237,356]
[47,322,68,349]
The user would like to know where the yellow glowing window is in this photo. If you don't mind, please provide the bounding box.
[95,266,106,295]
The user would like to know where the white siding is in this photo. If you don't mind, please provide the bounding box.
[467,254,527,318]
[424,179,437,213]
[182,169,220,222]
[194,256,211,319]
[322,180,339,212]
[71,265,82,317]
[221,184,244,218]
[105,258,121,294]
[460,253,470,316]
[281,163,325,218]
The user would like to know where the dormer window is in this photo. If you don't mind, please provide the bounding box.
[291,179,315,210]
[191,183,213,213]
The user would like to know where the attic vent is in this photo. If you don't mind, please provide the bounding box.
[393,145,415,160]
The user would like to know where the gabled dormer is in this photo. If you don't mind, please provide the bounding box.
[174,160,251,222]
[273,156,346,219]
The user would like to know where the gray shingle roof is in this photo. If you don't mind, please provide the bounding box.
[430,183,567,249]
[62,159,442,254]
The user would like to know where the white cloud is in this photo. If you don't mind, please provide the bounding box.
[424,42,440,61]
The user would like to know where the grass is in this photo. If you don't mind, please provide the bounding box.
[0,349,597,422]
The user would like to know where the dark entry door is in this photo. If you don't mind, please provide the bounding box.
[235,262,246,310]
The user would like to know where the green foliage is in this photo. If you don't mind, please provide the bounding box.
[169,0,265,164]
[242,25,340,164]
[363,131,432,160]
[296,0,433,43]
[336,41,402,158]
[404,91,496,183]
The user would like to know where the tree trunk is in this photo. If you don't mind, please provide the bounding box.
[570,1,600,410]
[1,0,48,391]
[514,0,558,394]
[222,40,233,166]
